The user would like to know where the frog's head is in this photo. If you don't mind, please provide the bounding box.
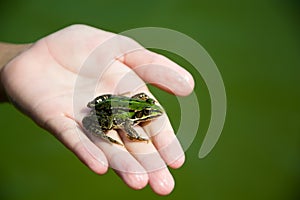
[87,94,111,108]
[133,104,164,123]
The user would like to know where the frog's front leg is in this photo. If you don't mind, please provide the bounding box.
[124,119,149,142]
[82,116,123,146]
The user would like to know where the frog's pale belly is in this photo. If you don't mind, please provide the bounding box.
[82,93,163,145]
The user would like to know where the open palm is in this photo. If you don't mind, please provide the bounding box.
[1,25,194,195]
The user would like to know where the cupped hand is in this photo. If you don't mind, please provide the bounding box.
[0,24,194,195]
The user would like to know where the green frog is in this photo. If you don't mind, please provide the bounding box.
[82,93,164,145]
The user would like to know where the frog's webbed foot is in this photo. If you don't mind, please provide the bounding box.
[82,116,123,146]
[124,119,149,142]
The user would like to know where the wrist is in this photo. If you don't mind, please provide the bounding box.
[0,42,31,102]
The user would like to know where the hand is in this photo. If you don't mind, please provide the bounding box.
[0,24,194,195]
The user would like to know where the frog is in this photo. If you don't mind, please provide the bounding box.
[82,93,164,145]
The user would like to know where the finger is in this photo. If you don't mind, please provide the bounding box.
[148,168,175,196]
[143,114,185,169]
[43,116,108,175]
[119,127,175,195]
[85,129,149,190]
[128,88,185,169]
[119,49,194,96]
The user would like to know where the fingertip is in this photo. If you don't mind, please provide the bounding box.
[75,143,109,175]
[149,169,175,196]
[117,171,149,190]
[170,70,194,96]
[183,72,195,95]
[168,155,185,169]
[89,159,109,175]
[128,173,149,190]
[70,134,109,175]
[149,126,186,170]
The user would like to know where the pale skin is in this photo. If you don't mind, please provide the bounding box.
[0,25,194,195]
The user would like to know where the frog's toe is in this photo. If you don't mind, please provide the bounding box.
[127,135,149,142]
[93,130,123,146]
[109,138,124,146]
[104,136,123,146]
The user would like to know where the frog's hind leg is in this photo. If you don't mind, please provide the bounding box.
[124,119,149,142]
[82,116,123,146]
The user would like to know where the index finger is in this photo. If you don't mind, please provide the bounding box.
[119,49,194,96]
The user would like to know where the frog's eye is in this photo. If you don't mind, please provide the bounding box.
[96,98,103,104]
[146,98,156,104]
[89,94,111,107]
[135,111,143,118]
[95,96,106,104]
[143,107,151,115]
[87,97,101,108]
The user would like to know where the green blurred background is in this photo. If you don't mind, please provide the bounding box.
[1,0,299,199]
